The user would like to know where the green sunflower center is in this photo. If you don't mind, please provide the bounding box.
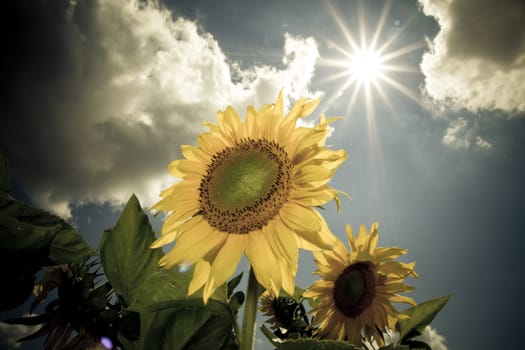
[199,138,293,234]
[333,261,376,318]
[211,149,279,210]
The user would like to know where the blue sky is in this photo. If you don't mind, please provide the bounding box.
[1,0,524,349]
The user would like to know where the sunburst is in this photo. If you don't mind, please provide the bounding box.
[319,0,425,117]
[316,0,427,221]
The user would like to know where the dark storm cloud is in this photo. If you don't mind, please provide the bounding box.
[446,0,525,66]
[0,0,320,217]
[419,0,525,113]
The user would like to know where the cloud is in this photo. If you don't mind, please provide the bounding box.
[364,326,447,350]
[442,117,492,150]
[415,326,448,350]
[0,0,320,218]
[419,0,525,113]
[0,319,41,349]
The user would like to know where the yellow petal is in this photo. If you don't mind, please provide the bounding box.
[388,294,417,306]
[279,254,296,295]
[181,144,210,164]
[168,159,205,178]
[294,165,334,188]
[246,230,279,295]
[367,222,379,254]
[296,148,347,171]
[374,247,408,261]
[244,105,258,137]
[188,260,211,296]
[197,132,229,156]
[280,204,319,236]
[209,234,246,291]
[292,129,328,160]
[280,205,335,249]
[296,235,323,251]
[217,106,242,143]
[355,224,369,250]
[304,280,334,297]
[269,218,298,270]
[281,97,320,133]
[159,221,227,268]
[202,275,216,304]
[289,187,337,208]
[273,90,284,118]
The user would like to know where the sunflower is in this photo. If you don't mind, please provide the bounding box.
[304,223,418,346]
[152,92,347,302]
[259,290,312,339]
[259,291,283,329]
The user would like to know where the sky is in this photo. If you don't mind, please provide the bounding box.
[1,0,524,349]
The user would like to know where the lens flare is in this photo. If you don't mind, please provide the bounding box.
[100,337,113,349]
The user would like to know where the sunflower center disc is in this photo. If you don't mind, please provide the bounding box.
[212,150,278,210]
[333,261,376,318]
[199,138,293,234]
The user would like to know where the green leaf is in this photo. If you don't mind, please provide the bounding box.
[0,149,8,193]
[130,264,228,310]
[275,338,361,350]
[228,291,245,316]
[399,295,450,341]
[291,286,305,301]
[261,325,279,346]
[0,190,96,311]
[99,194,163,307]
[132,268,192,307]
[227,272,243,298]
[378,345,409,350]
[117,310,141,341]
[0,196,96,263]
[404,340,431,349]
[138,299,238,350]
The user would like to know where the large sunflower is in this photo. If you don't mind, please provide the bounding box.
[152,92,347,302]
[304,223,417,346]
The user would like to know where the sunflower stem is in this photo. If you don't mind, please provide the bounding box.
[240,267,262,350]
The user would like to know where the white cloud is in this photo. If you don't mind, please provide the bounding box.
[419,0,525,113]
[442,117,492,150]
[364,326,447,350]
[416,326,448,350]
[0,319,41,349]
[0,0,320,218]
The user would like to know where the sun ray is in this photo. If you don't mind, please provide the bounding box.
[318,0,424,116]
[327,0,359,52]
[316,0,426,222]
[379,74,423,106]
[370,0,392,51]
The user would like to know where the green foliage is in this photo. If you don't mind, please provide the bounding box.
[401,340,431,349]
[0,152,96,311]
[5,261,128,349]
[378,345,410,350]
[1,150,449,350]
[98,194,239,349]
[228,272,244,298]
[273,338,361,350]
[227,272,245,316]
[99,194,163,307]
[138,300,238,350]
[398,295,450,341]
[261,286,313,343]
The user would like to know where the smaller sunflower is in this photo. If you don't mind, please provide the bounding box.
[259,291,283,329]
[259,291,312,339]
[304,223,418,347]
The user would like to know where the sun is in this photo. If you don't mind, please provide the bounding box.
[319,1,426,116]
[316,0,427,216]
[347,48,384,83]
